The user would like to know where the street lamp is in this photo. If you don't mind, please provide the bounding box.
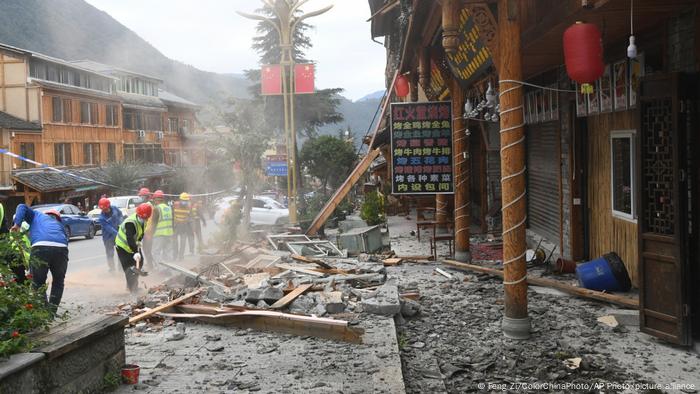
[238,0,332,225]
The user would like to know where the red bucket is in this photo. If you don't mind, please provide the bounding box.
[121,364,140,385]
[555,258,577,274]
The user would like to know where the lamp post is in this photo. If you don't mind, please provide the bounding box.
[238,0,332,225]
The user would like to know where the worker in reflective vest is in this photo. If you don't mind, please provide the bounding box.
[173,192,194,261]
[115,204,152,293]
[151,190,173,264]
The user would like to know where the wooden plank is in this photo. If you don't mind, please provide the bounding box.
[434,267,454,279]
[129,289,204,324]
[275,263,326,277]
[399,292,420,300]
[159,311,364,344]
[31,315,128,361]
[443,260,639,309]
[306,149,382,236]
[382,258,403,266]
[290,254,333,269]
[270,283,313,309]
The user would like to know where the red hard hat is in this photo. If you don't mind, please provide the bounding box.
[136,203,152,219]
[45,209,62,220]
[152,190,164,199]
[98,198,111,210]
[138,187,151,197]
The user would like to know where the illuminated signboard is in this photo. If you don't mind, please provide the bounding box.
[390,101,454,195]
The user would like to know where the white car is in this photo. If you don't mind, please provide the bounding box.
[214,195,289,226]
[88,195,144,230]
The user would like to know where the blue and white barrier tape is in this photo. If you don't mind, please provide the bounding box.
[0,148,232,198]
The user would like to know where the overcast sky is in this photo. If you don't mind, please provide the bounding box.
[84,0,387,101]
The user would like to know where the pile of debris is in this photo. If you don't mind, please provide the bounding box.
[113,234,419,344]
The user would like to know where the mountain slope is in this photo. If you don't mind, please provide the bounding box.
[0,0,382,133]
[0,0,249,105]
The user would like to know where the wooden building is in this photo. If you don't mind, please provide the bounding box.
[370,0,700,345]
[0,44,204,206]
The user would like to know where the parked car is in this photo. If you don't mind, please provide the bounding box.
[33,204,96,239]
[87,195,143,233]
[213,195,289,226]
[251,196,289,226]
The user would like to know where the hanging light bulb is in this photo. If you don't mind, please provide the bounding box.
[627,36,637,59]
[485,82,496,108]
[627,0,637,59]
[464,99,473,115]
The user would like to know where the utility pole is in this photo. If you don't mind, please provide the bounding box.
[238,0,332,225]
[497,0,530,339]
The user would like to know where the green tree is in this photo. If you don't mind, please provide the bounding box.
[216,99,273,229]
[299,135,356,192]
[102,161,144,194]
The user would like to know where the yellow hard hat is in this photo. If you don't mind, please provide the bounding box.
[179,192,190,201]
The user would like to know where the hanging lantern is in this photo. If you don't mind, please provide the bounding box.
[394,74,410,98]
[563,22,605,94]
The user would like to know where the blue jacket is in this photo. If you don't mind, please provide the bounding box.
[99,207,123,241]
[13,204,69,247]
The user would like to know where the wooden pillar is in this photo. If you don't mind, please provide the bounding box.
[418,48,430,92]
[497,0,530,339]
[409,70,419,103]
[442,0,460,54]
[451,78,471,262]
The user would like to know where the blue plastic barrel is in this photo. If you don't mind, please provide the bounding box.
[575,256,622,292]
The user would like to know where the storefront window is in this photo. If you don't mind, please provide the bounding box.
[611,130,635,220]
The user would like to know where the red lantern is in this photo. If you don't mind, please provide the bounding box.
[394,74,410,98]
[563,22,605,93]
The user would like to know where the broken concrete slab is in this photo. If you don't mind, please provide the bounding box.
[318,291,346,314]
[361,279,401,316]
[261,287,284,304]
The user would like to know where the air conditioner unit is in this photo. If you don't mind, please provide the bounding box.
[156,131,164,140]
[137,130,146,139]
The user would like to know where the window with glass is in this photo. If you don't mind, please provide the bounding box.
[106,104,118,126]
[83,143,100,165]
[611,131,636,220]
[169,117,179,133]
[52,97,63,122]
[107,143,116,162]
[54,143,72,166]
[19,143,35,169]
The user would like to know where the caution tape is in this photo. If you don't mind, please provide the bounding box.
[0,148,234,198]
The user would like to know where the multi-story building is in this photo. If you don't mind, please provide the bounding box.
[0,43,203,207]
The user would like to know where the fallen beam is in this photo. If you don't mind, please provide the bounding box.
[270,283,313,309]
[158,310,364,343]
[306,148,382,236]
[290,254,333,269]
[129,289,204,325]
[443,260,639,309]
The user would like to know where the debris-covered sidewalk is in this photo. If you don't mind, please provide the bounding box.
[387,215,700,393]
[109,231,409,393]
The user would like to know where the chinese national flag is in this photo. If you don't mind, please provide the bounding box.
[294,64,315,94]
[261,65,282,95]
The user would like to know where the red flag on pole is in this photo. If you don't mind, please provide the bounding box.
[294,64,315,94]
[261,65,282,95]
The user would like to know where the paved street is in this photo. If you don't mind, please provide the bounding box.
[57,225,214,319]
